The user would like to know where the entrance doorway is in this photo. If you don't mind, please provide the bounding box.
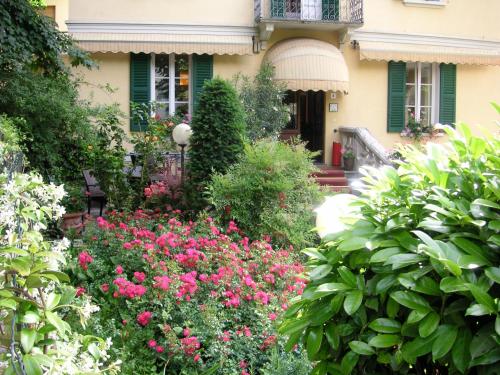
[281,90,325,162]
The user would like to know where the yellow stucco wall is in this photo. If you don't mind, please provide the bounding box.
[71,0,500,160]
[68,0,254,27]
[45,0,68,31]
[73,53,132,142]
[362,0,500,41]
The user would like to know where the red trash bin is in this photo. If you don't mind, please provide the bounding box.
[332,142,342,167]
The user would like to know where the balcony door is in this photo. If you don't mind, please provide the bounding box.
[301,0,322,20]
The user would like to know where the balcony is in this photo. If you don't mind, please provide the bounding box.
[255,0,363,26]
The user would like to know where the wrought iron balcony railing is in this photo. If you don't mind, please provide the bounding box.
[255,0,363,24]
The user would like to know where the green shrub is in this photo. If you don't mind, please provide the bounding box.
[208,139,321,248]
[235,62,290,141]
[0,70,91,183]
[188,78,245,197]
[280,123,500,374]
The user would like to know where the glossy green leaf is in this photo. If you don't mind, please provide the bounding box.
[344,290,363,316]
[401,334,437,364]
[10,258,31,276]
[284,331,302,352]
[325,323,340,350]
[368,334,400,348]
[385,254,426,270]
[21,328,37,353]
[368,318,401,334]
[0,298,17,310]
[22,355,42,375]
[452,328,471,374]
[386,297,400,319]
[467,284,496,313]
[470,347,500,367]
[338,266,357,288]
[485,267,500,284]
[390,291,432,313]
[432,325,458,360]
[452,238,492,266]
[45,311,68,336]
[472,198,500,210]
[407,309,429,324]
[349,341,375,356]
[338,237,368,252]
[21,311,40,324]
[340,351,358,375]
[376,275,397,294]
[316,283,351,294]
[413,277,441,296]
[307,326,323,359]
[370,247,402,263]
[465,304,490,316]
[418,312,440,338]
[309,264,333,281]
[440,277,468,293]
[302,248,327,261]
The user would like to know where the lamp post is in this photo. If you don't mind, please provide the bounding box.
[172,123,192,185]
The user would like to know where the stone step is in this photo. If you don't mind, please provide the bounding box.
[325,185,352,193]
[315,176,349,186]
[311,169,345,178]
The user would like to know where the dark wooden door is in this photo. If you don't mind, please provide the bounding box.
[281,90,325,162]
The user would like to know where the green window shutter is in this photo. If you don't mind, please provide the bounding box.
[192,54,213,112]
[322,0,339,20]
[130,53,151,132]
[439,63,456,126]
[271,0,285,18]
[387,61,407,133]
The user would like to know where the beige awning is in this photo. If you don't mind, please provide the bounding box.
[72,32,253,55]
[264,38,349,92]
[359,40,500,66]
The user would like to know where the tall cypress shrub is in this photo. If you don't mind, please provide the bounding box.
[188,78,245,191]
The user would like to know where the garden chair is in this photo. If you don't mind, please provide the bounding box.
[83,170,106,216]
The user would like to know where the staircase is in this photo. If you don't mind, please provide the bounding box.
[312,166,351,193]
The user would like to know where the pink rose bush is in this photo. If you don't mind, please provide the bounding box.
[69,210,309,374]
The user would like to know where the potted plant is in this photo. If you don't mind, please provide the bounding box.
[61,183,86,234]
[342,146,356,171]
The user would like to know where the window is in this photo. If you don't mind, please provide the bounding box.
[151,53,190,118]
[405,62,440,127]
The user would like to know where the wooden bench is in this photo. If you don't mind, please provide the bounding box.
[83,170,106,216]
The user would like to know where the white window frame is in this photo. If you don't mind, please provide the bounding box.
[150,53,192,117]
[406,62,440,126]
[403,0,448,8]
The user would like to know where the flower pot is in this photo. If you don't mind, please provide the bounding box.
[61,212,85,234]
[343,157,355,171]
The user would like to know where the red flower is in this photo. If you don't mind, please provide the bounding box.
[148,340,157,348]
[155,345,165,353]
[101,283,109,292]
[134,272,146,283]
[116,265,124,274]
[78,251,93,270]
[76,286,86,297]
[137,311,152,326]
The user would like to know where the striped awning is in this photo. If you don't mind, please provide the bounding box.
[68,24,255,55]
[359,41,500,66]
[264,38,349,92]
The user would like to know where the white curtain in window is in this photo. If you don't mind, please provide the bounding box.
[301,0,322,20]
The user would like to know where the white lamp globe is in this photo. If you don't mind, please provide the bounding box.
[172,123,192,146]
[315,194,360,238]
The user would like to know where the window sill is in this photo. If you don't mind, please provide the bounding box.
[399,131,446,138]
[402,0,447,8]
